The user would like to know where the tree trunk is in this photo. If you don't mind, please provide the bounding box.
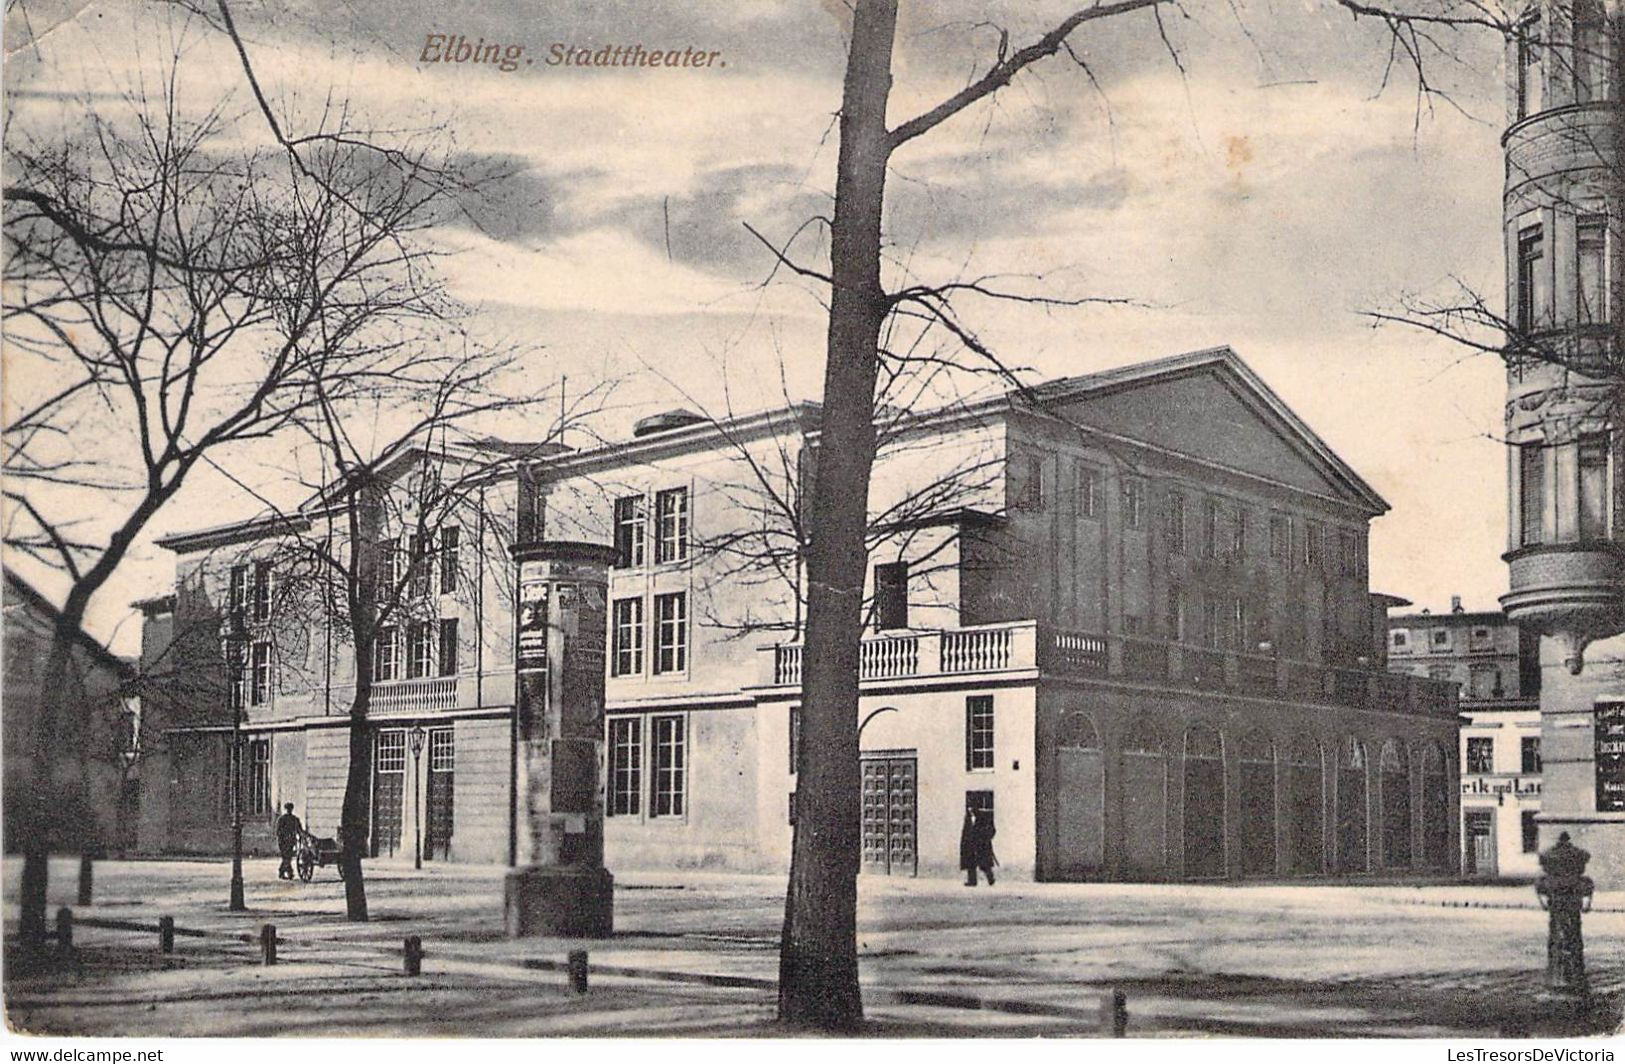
[777,0,898,1033]
[339,686,371,922]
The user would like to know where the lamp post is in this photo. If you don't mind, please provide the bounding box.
[409,726,426,871]
[225,626,247,912]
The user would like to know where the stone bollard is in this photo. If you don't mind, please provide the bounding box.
[403,936,423,976]
[55,907,73,955]
[568,949,588,994]
[158,916,175,954]
[77,854,93,907]
[260,923,278,966]
[1110,989,1128,1038]
[1534,832,1594,1003]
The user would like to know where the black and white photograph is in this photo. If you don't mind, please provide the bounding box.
[1,0,1622,1047]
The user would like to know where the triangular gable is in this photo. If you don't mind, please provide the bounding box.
[1033,349,1387,514]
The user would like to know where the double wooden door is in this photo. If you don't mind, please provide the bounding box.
[860,755,917,876]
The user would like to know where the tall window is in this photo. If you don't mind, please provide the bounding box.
[439,527,460,594]
[651,714,686,817]
[1203,498,1219,558]
[655,488,690,564]
[1165,491,1187,554]
[607,717,642,816]
[1122,478,1145,530]
[228,565,248,620]
[1578,217,1610,326]
[408,533,432,597]
[252,561,272,621]
[612,597,645,677]
[1269,514,1290,563]
[1521,735,1543,774]
[1466,736,1494,774]
[1517,20,1543,119]
[965,695,995,770]
[613,495,646,569]
[246,738,271,816]
[407,621,435,679]
[1580,433,1610,540]
[250,641,272,705]
[376,730,407,774]
[1076,465,1101,519]
[1517,225,1547,332]
[1011,454,1044,511]
[873,561,908,631]
[654,592,687,674]
[1232,597,1249,651]
[429,728,454,773]
[1167,587,1187,642]
[1520,442,1546,546]
[788,704,801,775]
[1339,530,1360,576]
[1305,522,1323,569]
[437,618,459,677]
[375,626,399,682]
[226,640,246,711]
[1231,506,1247,558]
[1202,596,1222,649]
[1522,810,1540,853]
[376,538,398,602]
[1573,4,1612,103]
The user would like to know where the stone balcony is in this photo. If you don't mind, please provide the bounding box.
[757,621,1458,717]
[1501,542,1625,673]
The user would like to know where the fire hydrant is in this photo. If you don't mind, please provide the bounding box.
[1534,831,1594,1000]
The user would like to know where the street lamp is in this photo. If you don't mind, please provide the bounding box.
[224,627,247,912]
[409,726,427,870]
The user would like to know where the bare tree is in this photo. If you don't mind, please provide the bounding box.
[1,10,488,940]
[772,0,1511,1031]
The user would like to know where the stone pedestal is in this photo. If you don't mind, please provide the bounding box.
[505,864,614,938]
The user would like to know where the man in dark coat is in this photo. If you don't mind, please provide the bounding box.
[960,806,997,886]
[275,804,303,880]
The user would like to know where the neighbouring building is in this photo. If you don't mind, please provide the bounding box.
[3,571,139,855]
[1496,0,1623,886]
[1389,602,1543,877]
[136,347,1461,881]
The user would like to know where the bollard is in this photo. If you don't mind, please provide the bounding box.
[260,923,278,966]
[158,915,175,955]
[568,949,588,994]
[77,854,93,907]
[403,936,423,976]
[1534,832,1594,1002]
[55,907,73,955]
[1110,989,1128,1038]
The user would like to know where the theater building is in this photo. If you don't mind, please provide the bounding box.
[136,347,1459,880]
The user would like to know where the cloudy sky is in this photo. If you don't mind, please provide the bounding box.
[5,0,1515,652]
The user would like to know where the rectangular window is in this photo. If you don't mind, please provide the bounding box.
[406,621,434,679]
[250,641,271,705]
[1573,11,1611,104]
[439,527,460,594]
[437,618,459,677]
[1231,506,1247,558]
[376,729,406,773]
[1269,514,1291,562]
[1305,522,1323,569]
[965,789,995,817]
[429,728,454,773]
[1521,735,1542,774]
[1517,225,1547,332]
[873,561,909,631]
[1010,454,1044,511]
[1522,810,1540,854]
[1202,596,1221,649]
[246,738,271,816]
[965,695,995,771]
[788,704,801,776]
[1578,217,1609,326]
[612,597,645,677]
[1517,21,1543,119]
[1391,630,1410,649]
[375,626,398,682]
[376,538,398,603]
[614,495,646,569]
[654,592,687,674]
[1466,736,1494,774]
[228,565,248,619]
[408,533,432,597]
[1520,443,1546,546]
[226,640,246,712]
[1122,478,1145,530]
[607,717,642,816]
[655,488,690,564]
[1165,491,1187,554]
[1168,587,1187,642]
[1580,432,1609,540]
[651,714,686,817]
[1076,465,1101,519]
[1203,498,1219,558]
[1232,598,1248,651]
[1339,530,1360,576]
[252,561,272,622]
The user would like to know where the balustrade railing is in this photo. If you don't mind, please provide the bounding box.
[1049,631,1109,676]
[862,635,920,679]
[941,626,1013,673]
[371,676,458,714]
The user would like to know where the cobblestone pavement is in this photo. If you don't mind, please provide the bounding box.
[5,858,1622,1038]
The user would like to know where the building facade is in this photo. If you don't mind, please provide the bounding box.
[1389,604,1543,877]
[137,348,1461,881]
[1496,0,1624,887]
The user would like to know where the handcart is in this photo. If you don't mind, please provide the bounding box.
[295,830,346,882]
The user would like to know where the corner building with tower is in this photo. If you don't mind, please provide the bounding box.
[1498,0,1625,887]
[133,348,1460,882]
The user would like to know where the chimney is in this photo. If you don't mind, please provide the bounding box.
[1451,595,1463,614]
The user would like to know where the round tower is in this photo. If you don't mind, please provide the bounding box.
[1498,0,1624,884]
